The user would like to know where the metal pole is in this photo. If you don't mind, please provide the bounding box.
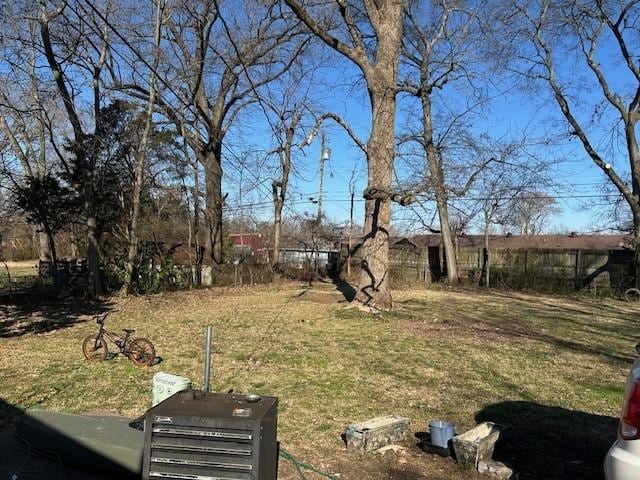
[317,132,330,223]
[203,325,213,393]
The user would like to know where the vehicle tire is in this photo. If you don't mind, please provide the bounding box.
[82,335,108,362]
[129,338,156,366]
[624,288,640,302]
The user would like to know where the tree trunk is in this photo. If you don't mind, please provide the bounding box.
[81,148,102,298]
[272,198,283,266]
[283,0,404,311]
[422,93,459,284]
[124,0,162,294]
[634,212,640,289]
[193,160,202,286]
[86,211,102,297]
[202,145,224,266]
[123,152,145,292]
[483,225,490,288]
[635,237,640,290]
[38,230,51,262]
[436,196,458,283]
[41,221,59,289]
[46,229,57,268]
[354,85,397,311]
[70,225,79,260]
[272,121,292,268]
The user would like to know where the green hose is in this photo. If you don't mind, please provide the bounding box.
[279,447,338,480]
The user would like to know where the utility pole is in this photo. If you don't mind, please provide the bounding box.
[317,132,330,224]
[313,133,330,274]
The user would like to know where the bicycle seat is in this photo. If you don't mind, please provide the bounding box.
[123,328,135,334]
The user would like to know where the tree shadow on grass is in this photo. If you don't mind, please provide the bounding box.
[0,296,113,338]
[476,401,617,480]
[331,275,356,302]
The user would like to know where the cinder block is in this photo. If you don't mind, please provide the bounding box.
[344,414,410,452]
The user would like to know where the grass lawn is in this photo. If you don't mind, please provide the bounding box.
[0,260,39,289]
[1,260,38,278]
[0,281,636,479]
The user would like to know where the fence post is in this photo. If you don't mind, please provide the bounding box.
[424,245,431,283]
[574,249,581,289]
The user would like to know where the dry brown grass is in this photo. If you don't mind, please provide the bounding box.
[0,281,636,479]
[0,260,38,279]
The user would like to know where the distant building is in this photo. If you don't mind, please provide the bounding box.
[228,233,269,263]
[275,236,339,270]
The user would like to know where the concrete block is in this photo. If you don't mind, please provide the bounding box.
[478,460,515,479]
[344,415,410,452]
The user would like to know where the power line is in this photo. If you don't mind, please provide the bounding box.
[223,191,626,213]
[80,0,314,225]
[72,0,631,225]
[211,0,288,144]
[80,0,195,114]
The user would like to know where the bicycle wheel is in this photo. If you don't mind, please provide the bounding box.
[82,334,108,362]
[625,288,640,302]
[129,338,156,366]
[624,288,640,302]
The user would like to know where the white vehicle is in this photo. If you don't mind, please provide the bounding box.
[605,345,640,479]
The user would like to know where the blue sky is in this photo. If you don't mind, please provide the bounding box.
[225,59,621,235]
[3,2,629,237]
[220,2,640,237]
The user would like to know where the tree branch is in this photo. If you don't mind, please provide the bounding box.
[303,112,367,153]
[283,0,369,71]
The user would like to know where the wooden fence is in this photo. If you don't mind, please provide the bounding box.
[386,245,633,292]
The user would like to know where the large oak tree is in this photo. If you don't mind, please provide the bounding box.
[284,0,405,311]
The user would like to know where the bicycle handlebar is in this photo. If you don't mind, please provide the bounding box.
[95,309,118,325]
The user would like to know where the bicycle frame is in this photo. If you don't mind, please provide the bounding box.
[95,319,133,354]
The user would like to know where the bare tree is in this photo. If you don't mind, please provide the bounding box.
[284,0,405,311]
[466,142,548,287]
[0,17,55,263]
[38,0,113,296]
[0,107,52,262]
[502,192,561,235]
[118,0,305,273]
[270,108,300,267]
[398,0,495,284]
[476,172,522,288]
[123,0,165,293]
[264,61,322,268]
[510,0,640,284]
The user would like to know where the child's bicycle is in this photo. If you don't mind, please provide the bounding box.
[82,312,156,366]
